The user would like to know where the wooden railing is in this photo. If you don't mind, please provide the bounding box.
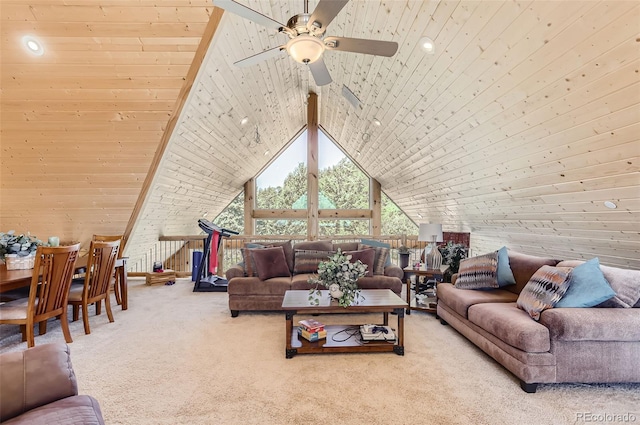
[128,233,470,277]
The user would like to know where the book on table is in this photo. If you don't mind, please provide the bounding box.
[298,319,325,333]
[297,327,327,342]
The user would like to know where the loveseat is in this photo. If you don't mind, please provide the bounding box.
[0,342,105,424]
[225,240,404,317]
[436,250,640,393]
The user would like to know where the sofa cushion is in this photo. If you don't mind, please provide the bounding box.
[291,273,319,291]
[2,395,105,425]
[436,283,519,319]
[293,240,332,251]
[356,276,402,294]
[468,303,551,353]
[251,246,291,281]
[293,249,334,274]
[507,251,560,294]
[359,239,392,267]
[517,266,573,320]
[345,248,375,277]
[557,260,640,308]
[539,307,640,342]
[227,276,292,296]
[454,251,499,289]
[358,244,389,275]
[496,246,516,287]
[333,242,360,252]
[555,258,615,308]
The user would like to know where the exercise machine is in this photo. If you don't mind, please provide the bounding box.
[193,219,239,292]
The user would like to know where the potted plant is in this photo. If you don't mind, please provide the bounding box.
[439,242,468,282]
[397,245,411,269]
[308,249,367,307]
[0,231,45,270]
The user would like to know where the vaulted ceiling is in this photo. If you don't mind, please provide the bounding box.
[1,0,638,271]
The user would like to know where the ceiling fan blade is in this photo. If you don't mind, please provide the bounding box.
[324,36,398,57]
[308,59,332,86]
[213,0,285,31]
[234,45,286,68]
[308,0,349,33]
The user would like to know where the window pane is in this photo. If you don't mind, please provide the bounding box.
[318,131,369,209]
[256,131,307,209]
[381,192,418,235]
[256,219,307,236]
[319,219,369,236]
[212,191,244,234]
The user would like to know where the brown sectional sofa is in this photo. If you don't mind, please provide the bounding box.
[436,251,640,393]
[225,240,404,317]
[0,342,105,424]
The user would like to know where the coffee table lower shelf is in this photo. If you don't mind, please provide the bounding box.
[287,323,403,358]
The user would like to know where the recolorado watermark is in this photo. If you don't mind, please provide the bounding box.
[576,412,637,422]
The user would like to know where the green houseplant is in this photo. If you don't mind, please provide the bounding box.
[308,249,368,307]
[0,231,44,260]
[439,242,468,282]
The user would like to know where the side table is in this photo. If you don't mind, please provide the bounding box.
[145,270,176,286]
[403,267,447,315]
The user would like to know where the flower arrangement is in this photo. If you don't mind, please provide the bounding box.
[308,249,368,307]
[0,231,44,260]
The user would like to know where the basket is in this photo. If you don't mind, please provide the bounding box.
[4,254,36,270]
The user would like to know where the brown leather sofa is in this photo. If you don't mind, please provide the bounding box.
[437,251,640,393]
[226,240,404,317]
[0,342,105,424]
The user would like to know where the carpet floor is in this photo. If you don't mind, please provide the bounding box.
[1,278,638,424]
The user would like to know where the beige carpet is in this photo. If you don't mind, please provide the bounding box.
[1,279,638,425]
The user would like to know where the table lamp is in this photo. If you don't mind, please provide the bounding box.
[418,223,443,270]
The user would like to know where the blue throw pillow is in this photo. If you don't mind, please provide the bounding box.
[360,239,391,267]
[496,246,516,287]
[555,258,616,308]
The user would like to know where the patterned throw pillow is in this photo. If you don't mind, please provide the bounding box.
[293,250,335,274]
[357,244,389,275]
[517,265,573,320]
[454,251,499,289]
[360,239,392,267]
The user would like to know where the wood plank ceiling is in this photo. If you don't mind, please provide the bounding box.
[1,1,639,270]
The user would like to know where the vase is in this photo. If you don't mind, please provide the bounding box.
[328,283,343,300]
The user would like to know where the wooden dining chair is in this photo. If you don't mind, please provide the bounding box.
[92,234,125,307]
[67,240,120,335]
[0,244,81,347]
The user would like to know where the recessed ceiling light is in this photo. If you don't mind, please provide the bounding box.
[264,150,270,156]
[373,118,381,126]
[604,201,617,209]
[417,213,423,219]
[240,116,249,125]
[419,36,435,54]
[22,36,44,56]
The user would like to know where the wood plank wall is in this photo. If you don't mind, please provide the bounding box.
[1,1,638,271]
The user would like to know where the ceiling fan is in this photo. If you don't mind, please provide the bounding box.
[213,0,398,86]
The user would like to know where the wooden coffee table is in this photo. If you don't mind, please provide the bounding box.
[281,289,407,358]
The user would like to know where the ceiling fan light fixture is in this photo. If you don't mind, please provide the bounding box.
[286,35,325,64]
[419,36,435,54]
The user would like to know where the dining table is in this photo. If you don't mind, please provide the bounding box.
[0,256,129,310]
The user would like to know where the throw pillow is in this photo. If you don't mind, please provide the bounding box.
[293,250,335,274]
[454,251,499,290]
[555,258,615,308]
[496,246,516,287]
[357,244,389,275]
[250,240,293,272]
[251,246,291,281]
[345,248,376,277]
[240,245,269,277]
[360,239,392,267]
[517,265,573,320]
